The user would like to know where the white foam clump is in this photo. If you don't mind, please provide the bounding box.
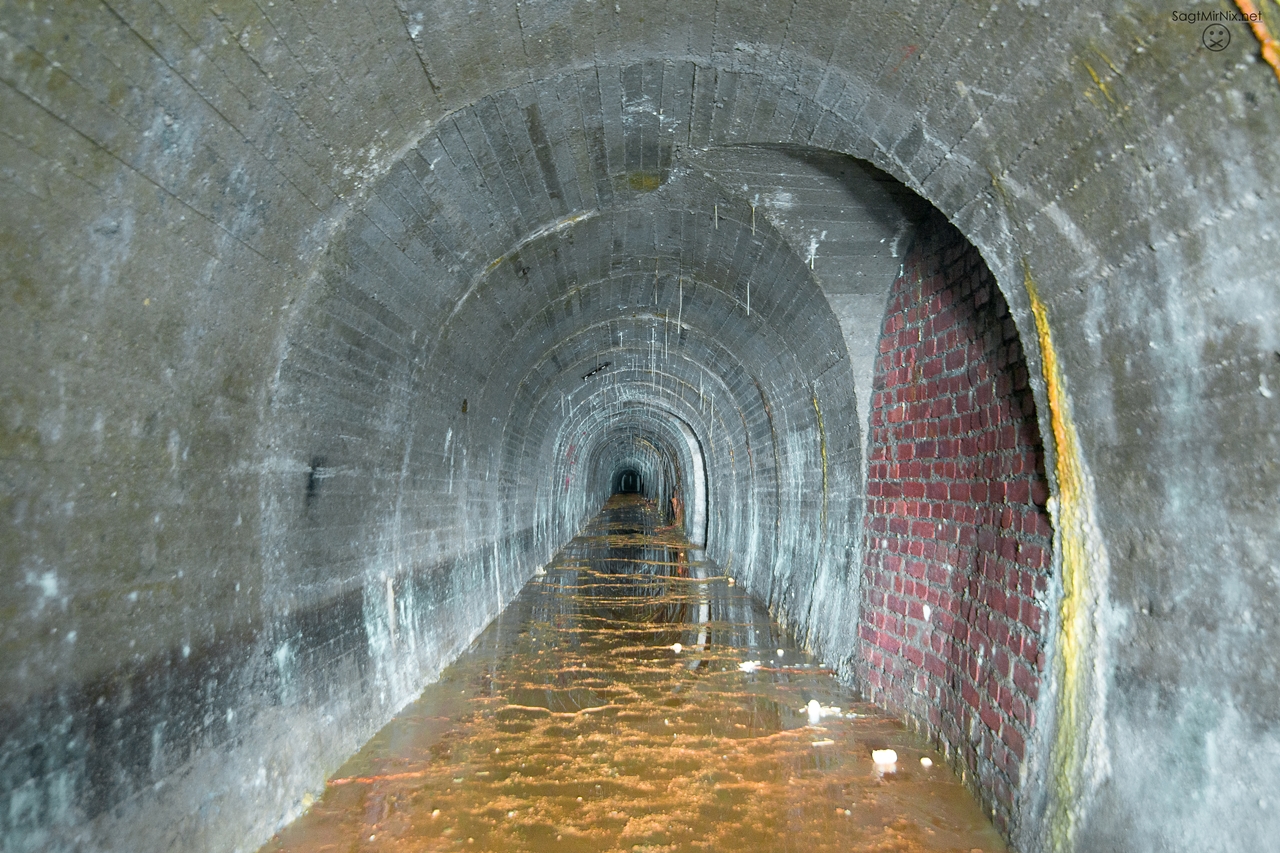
[871,748,898,767]
[739,660,762,673]
[920,756,933,768]
[806,699,842,725]
[671,642,683,653]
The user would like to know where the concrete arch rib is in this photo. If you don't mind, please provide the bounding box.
[571,402,709,547]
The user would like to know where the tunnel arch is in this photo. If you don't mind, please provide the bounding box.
[258,65,1065,838]
[5,6,1279,853]
[612,468,642,494]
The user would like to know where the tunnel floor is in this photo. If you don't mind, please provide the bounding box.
[262,495,1007,852]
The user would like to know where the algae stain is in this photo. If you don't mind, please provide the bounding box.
[626,170,664,192]
[1082,61,1116,107]
[1024,260,1109,853]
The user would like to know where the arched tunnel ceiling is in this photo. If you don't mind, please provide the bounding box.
[275,71,926,543]
[687,146,931,442]
[274,112,866,617]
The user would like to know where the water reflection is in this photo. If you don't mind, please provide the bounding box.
[263,495,1007,853]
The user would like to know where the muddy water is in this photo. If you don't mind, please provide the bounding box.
[263,495,1006,853]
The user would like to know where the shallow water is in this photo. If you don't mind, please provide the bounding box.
[263,495,1007,853]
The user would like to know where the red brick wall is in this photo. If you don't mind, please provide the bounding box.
[859,213,1053,832]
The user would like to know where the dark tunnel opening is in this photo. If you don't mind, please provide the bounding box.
[614,468,642,494]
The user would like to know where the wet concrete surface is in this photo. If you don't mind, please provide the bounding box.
[263,495,1007,853]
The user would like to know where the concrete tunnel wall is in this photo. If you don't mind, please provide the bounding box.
[2,2,1279,853]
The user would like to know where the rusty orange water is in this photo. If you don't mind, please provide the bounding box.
[263,495,1007,853]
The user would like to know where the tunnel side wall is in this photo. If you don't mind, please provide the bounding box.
[858,213,1055,835]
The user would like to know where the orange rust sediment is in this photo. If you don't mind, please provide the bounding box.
[265,497,1009,853]
[1234,0,1280,84]
[328,769,433,786]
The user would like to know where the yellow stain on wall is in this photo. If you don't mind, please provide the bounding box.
[1082,61,1116,106]
[1023,261,1105,853]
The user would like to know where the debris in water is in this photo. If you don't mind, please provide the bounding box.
[921,757,934,768]
[671,642,683,653]
[872,749,898,768]
[739,660,762,673]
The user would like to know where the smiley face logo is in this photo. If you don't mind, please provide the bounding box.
[1203,24,1230,51]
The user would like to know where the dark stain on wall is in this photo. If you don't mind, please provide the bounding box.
[305,456,326,509]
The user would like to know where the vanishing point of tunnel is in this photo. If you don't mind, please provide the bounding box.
[2,3,1279,853]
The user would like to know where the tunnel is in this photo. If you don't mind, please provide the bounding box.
[2,2,1279,852]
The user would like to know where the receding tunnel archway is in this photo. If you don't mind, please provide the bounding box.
[614,469,642,494]
[8,8,1280,852]
[263,90,1058,835]
[575,405,709,546]
[263,101,1069,844]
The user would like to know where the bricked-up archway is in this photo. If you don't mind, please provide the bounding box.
[860,211,1054,833]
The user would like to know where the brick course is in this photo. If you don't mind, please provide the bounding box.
[859,213,1053,833]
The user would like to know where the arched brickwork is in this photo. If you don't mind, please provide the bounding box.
[859,211,1054,832]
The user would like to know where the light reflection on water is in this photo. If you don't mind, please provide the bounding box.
[264,495,1007,853]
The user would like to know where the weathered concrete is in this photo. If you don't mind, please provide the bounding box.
[2,2,1279,852]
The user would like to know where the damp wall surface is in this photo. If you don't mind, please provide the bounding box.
[3,2,1280,853]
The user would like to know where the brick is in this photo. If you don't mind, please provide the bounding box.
[1001,724,1026,761]
[979,700,1002,734]
[910,520,936,538]
[1013,662,1039,701]
[1011,695,1028,726]
[993,648,1011,678]
[1020,601,1043,633]
[1006,480,1029,503]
